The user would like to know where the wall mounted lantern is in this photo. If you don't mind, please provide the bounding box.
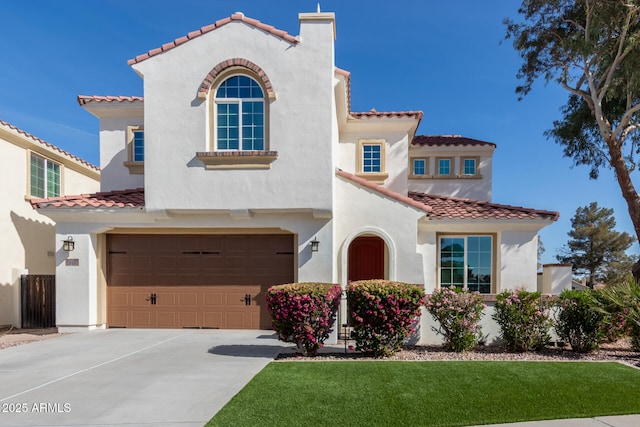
[62,236,75,252]
[310,237,319,252]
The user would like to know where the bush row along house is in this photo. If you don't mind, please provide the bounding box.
[28,10,561,343]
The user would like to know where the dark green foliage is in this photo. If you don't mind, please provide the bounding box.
[555,289,606,352]
[506,0,640,245]
[598,281,640,350]
[556,202,635,286]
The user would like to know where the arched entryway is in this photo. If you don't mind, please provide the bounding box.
[348,236,386,281]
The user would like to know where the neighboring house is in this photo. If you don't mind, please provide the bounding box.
[32,11,559,342]
[0,120,100,327]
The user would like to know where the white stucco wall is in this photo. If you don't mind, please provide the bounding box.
[334,176,426,286]
[0,129,99,326]
[131,15,336,213]
[98,116,145,192]
[408,146,493,201]
[338,130,411,195]
[499,230,539,292]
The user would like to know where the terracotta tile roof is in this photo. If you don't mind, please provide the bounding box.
[336,169,432,214]
[335,67,352,112]
[128,12,299,66]
[351,109,424,121]
[412,135,496,147]
[408,192,559,221]
[0,119,99,171]
[77,95,144,106]
[31,188,145,209]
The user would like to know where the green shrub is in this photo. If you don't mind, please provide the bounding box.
[555,289,606,353]
[493,290,552,352]
[598,282,640,351]
[266,282,342,357]
[425,287,486,352]
[347,280,425,357]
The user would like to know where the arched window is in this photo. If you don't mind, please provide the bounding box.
[214,75,264,151]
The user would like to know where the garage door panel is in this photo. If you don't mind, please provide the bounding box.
[226,312,247,329]
[107,234,293,329]
[203,312,223,328]
[131,311,152,328]
[203,292,223,306]
[178,292,198,306]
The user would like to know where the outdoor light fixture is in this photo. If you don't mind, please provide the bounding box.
[62,236,75,252]
[310,237,319,252]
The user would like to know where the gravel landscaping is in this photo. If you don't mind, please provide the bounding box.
[276,338,640,368]
[0,326,63,350]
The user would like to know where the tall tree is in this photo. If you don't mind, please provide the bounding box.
[557,202,635,286]
[505,0,640,273]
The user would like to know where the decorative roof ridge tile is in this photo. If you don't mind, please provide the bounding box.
[0,119,99,171]
[77,95,144,106]
[336,169,432,214]
[412,135,496,147]
[127,12,299,66]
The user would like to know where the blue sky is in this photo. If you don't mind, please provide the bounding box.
[1,0,637,264]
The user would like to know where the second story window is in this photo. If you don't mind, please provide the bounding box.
[362,144,381,172]
[438,158,451,176]
[215,75,264,151]
[413,159,426,176]
[124,125,144,174]
[132,130,144,162]
[463,158,476,175]
[30,153,60,198]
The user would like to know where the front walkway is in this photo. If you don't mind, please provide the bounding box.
[0,329,284,426]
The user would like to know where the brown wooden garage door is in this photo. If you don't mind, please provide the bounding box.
[106,234,294,329]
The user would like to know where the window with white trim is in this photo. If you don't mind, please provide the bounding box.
[356,139,388,184]
[215,75,264,151]
[437,158,452,176]
[462,157,477,176]
[30,153,60,198]
[439,235,493,294]
[413,158,426,176]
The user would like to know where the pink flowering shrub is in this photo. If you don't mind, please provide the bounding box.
[493,290,552,352]
[347,280,425,357]
[425,287,486,352]
[266,282,342,357]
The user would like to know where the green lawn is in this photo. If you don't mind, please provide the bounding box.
[207,361,640,427]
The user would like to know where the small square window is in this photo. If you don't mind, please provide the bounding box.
[438,158,451,175]
[463,158,476,175]
[413,159,426,175]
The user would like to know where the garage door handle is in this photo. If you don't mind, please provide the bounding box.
[145,293,157,305]
[244,294,252,306]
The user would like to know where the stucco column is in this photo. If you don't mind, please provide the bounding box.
[55,232,103,332]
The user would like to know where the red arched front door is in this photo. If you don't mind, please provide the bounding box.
[348,236,385,282]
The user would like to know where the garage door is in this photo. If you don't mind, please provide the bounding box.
[106,234,294,329]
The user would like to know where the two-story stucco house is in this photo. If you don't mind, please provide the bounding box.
[32,11,559,342]
[1,120,100,327]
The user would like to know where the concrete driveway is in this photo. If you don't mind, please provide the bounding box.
[0,329,286,426]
